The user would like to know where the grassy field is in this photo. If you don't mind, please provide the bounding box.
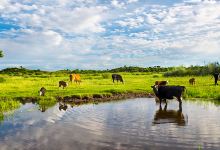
[0,72,220,100]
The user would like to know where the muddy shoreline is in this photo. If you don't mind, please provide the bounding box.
[15,92,155,104]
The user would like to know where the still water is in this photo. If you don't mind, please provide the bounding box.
[0,98,220,150]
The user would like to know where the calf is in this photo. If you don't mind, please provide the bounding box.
[151,85,185,109]
[59,81,68,89]
[189,78,195,85]
[112,74,123,83]
[39,87,46,96]
[155,80,168,86]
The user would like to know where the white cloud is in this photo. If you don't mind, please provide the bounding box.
[1,0,220,70]
[128,0,138,4]
[111,0,125,8]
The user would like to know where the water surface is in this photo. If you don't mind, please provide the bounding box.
[0,98,220,150]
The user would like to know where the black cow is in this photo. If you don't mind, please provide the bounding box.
[151,85,185,109]
[39,87,46,96]
[59,81,68,89]
[213,73,219,85]
[112,74,123,83]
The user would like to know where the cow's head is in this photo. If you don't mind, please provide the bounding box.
[151,85,159,96]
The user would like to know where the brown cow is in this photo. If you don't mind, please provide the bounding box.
[155,80,168,86]
[70,74,81,84]
[189,78,195,85]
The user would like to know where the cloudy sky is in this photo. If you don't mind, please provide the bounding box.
[0,0,220,70]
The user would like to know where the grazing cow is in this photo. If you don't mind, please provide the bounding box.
[59,81,68,89]
[212,73,219,85]
[153,104,186,126]
[112,74,123,83]
[155,80,168,86]
[70,74,81,84]
[189,78,195,85]
[151,85,185,109]
[39,87,46,96]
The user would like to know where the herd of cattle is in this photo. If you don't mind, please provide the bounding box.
[39,73,220,108]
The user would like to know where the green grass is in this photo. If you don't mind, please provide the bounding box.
[0,73,220,100]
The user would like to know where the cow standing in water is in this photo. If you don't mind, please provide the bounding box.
[151,85,185,110]
[70,74,81,84]
[112,74,124,83]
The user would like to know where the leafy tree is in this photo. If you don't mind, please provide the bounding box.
[0,50,3,58]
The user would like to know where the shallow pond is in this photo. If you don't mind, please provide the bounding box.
[0,98,220,150]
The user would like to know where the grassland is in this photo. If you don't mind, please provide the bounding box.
[0,72,220,100]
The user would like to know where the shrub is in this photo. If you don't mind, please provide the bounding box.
[102,73,110,79]
[0,77,6,83]
[152,75,159,78]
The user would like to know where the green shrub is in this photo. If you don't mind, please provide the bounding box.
[0,77,6,83]
[152,75,159,78]
[102,73,110,79]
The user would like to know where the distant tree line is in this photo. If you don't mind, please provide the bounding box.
[0,65,173,76]
[163,62,220,77]
[0,63,219,77]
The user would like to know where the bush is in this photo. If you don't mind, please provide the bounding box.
[152,75,159,78]
[0,77,6,83]
[102,73,110,79]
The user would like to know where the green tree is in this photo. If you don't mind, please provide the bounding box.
[0,50,3,57]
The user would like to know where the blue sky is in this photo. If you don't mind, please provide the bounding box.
[0,0,220,70]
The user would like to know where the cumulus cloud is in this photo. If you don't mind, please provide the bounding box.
[0,0,220,70]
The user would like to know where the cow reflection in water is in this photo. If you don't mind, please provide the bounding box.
[59,102,68,111]
[153,104,187,126]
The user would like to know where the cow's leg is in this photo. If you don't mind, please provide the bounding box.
[159,104,162,110]
[164,103,167,111]
[159,98,162,107]
[112,78,115,83]
[164,99,167,105]
[177,97,182,110]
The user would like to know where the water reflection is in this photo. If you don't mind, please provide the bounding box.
[58,102,68,111]
[0,98,220,149]
[153,104,187,126]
